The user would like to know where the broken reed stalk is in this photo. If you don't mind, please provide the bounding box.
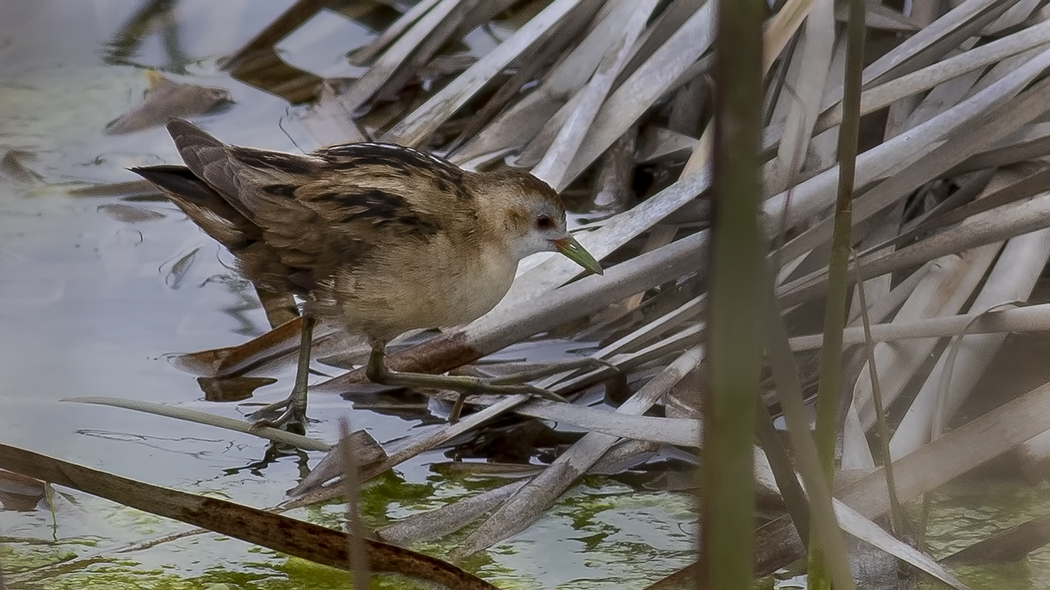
[854,253,905,536]
[701,0,764,587]
[808,0,864,587]
[761,270,854,588]
[0,444,497,589]
[340,418,371,590]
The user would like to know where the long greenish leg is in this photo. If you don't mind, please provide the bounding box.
[364,344,572,421]
[251,315,316,429]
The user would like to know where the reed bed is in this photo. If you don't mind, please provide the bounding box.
[11,0,1050,587]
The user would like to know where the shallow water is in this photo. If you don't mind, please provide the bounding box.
[0,2,697,588]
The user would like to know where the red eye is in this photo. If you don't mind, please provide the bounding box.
[536,215,553,229]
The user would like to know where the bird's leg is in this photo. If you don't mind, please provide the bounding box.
[250,315,316,430]
[365,344,575,421]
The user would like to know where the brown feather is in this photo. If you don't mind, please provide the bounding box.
[133,119,572,343]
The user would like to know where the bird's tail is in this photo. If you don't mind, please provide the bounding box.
[129,165,257,253]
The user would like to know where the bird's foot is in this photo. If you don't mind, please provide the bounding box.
[248,393,311,433]
[481,357,615,387]
[366,345,616,422]
[444,357,615,421]
[465,380,568,402]
[440,379,561,423]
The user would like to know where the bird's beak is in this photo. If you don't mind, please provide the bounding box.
[551,235,603,275]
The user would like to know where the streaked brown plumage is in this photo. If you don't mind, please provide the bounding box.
[131,119,602,427]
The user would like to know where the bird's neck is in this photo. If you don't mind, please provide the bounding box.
[472,198,521,258]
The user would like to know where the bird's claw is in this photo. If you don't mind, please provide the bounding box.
[248,397,310,432]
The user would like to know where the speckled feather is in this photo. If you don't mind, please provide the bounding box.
[131,119,569,343]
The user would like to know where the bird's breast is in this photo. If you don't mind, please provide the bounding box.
[330,236,518,340]
[438,251,517,326]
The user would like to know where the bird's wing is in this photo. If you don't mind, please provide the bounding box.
[163,119,478,292]
[165,118,324,221]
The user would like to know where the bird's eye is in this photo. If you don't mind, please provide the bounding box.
[536,214,554,230]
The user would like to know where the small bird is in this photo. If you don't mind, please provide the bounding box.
[131,119,603,428]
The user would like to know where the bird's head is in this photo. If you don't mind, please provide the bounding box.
[484,169,603,276]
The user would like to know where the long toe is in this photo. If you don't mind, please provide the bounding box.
[248,396,310,431]
[485,357,613,386]
[476,379,569,403]
[251,407,309,433]
[248,398,289,422]
[522,385,569,404]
